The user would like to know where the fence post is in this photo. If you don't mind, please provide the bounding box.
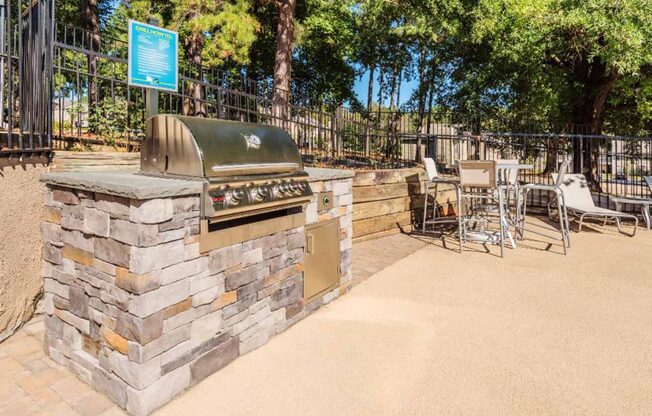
[579,136,584,175]
[330,109,337,158]
[474,135,480,160]
[432,135,438,162]
[144,18,159,120]
[0,0,5,130]
[216,86,222,119]
[364,123,370,157]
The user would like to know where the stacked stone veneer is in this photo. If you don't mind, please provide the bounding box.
[41,169,353,416]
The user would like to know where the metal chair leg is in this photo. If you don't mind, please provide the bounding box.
[521,190,529,241]
[515,189,523,239]
[457,186,463,254]
[642,206,651,230]
[555,193,567,255]
[422,182,429,233]
[498,191,505,258]
[560,193,570,247]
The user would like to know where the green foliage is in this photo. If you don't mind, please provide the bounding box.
[88,97,131,147]
[54,0,652,137]
[292,0,359,107]
[450,0,652,132]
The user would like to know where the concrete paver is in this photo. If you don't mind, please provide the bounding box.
[0,316,125,416]
[352,233,427,283]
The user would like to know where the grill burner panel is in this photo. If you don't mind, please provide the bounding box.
[205,178,312,218]
[208,180,310,210]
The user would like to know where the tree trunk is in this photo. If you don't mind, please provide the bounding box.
[426,83,434,135]
[544,136,560,173]
[385,64,400,158]
[415,46,427,162]
[366,63,375,114]
[376,66,383,126]
[388,66,396,113]
[273,0,296,128]
[183,26,205,117]
[396,71,402,114]
[365,62,375,156]
[569,59,618,189]
[81,0,100,131]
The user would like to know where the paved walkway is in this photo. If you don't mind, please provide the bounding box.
[3,218,652,415]
[0,318,123,416]
[351,233,427,284]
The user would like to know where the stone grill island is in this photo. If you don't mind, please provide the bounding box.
[40,168,352,415]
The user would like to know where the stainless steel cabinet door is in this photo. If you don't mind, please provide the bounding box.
[304,218,340,301]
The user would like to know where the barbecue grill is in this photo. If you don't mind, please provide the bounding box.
[140,114,312,251]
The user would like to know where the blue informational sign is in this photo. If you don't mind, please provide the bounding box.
[128,20,178,92]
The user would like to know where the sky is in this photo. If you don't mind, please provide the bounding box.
[352,69,419,108]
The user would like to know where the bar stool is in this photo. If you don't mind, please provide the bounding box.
[422,158,463,252]
[472,159,519,224]
[459,160,507,257]
[516,160,570,254]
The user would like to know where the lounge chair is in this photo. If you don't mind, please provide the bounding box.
[552,173,638,236]
[609,177,652,230]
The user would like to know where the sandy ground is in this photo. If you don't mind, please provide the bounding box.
[156,218,652,416]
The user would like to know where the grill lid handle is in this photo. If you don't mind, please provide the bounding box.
[211,162,300,175]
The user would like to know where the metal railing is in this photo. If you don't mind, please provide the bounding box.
[422,130,652,210]
[48,22,412,168]
[4,14,652,195]
[0,0,54,164]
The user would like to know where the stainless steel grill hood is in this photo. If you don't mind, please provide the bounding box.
[141,114,306,180]
[140,115,312,227]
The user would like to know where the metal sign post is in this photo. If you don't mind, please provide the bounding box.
[145,18,160,119]
[127,18,178,119]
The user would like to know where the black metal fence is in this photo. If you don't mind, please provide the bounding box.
[2,13,652,207]
[419,130,652,208]
[0,0,54,164]
[48,21,412,168]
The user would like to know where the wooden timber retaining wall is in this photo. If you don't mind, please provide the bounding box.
[50,151,140,172]
[352,168,458,241]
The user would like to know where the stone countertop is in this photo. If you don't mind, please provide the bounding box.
[42,168,352,199]
[305,167,354,182]
[41,172,203,200]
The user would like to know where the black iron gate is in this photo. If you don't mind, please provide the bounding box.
[0,0,53,165]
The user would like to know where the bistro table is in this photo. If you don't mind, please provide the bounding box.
[610,196,652,230]
[446,162,535,249]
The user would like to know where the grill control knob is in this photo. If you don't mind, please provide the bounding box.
[250,187,267,202]
[298,182,307,192]
[226,189,244,206]
[279,184,291,196]
[289,183,302,195]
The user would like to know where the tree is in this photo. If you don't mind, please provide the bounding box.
[399,0,462,161]
[272,0,296,124]
[59,0,113,130]
[292,0,358,108]
[456,0,652,181]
